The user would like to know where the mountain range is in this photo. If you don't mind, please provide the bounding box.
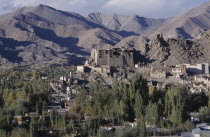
[0,2,210,67]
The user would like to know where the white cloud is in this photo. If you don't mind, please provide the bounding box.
[0,0,209,18]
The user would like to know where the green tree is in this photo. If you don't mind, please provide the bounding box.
[115,128,138,137]
[10,128,29,137]
[208,92,210,108]
[30,116,38,137]
[50,108,58,130]
[3,88,9,105]
[97,129,113,137]
[36,97,42,115]
[198,106,210,122]
[32,72,40,79]
[139,116,147,137]
[66,119,75,135]
[166,86,189,126]
[145,101,159,126]
[134,92,145,119]
[0,129,7,137]
[7,92,16,105]
[42,101,47,115]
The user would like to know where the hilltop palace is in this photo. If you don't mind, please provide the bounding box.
[77,47,135,74]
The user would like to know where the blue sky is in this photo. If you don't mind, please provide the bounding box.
[0,0,210,18]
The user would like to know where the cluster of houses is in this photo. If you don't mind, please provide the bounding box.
[134,63,210,93]
[76,47,210,94]
[137,63,209,79]
[14,74,79,127]
[182,123,210,137]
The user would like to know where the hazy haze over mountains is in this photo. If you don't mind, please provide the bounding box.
[1,2,210,67]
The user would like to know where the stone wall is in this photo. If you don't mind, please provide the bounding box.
[136,65,152,74]
[150,71,167,79]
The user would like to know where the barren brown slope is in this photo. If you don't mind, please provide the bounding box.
[149,1,210,39]
[115,31,210,66]
[0,5,123,66]
[88,13,167,36]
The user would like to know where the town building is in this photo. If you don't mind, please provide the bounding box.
[172,65,187,75]
[77,66,90,73]
[184,63,209,74]
[195,75,210,86]
[135,63,152,74]
[90,47,134,67]
[76,47,135,75]
[150,71,167,79]
[88,65,111,74]
[181,123,210,137]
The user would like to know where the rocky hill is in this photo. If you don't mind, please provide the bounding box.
[88,1,210,39]
[88,13,167,36]
[116,31,210,66]
[149,1,210,39]
[0,5,123,67]
[0,3,210,67]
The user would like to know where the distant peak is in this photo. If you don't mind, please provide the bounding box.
[89,12,137,19]
[35,4,56,10]
[20,4,50,9]
[12,4,60,16]
[88,12,102,16]
[37,4,51,8]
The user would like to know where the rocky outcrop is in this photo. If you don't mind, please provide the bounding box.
[116,31,210,66]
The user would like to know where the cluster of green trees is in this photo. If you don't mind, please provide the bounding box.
[96,128,139,137]
[0,73,52,114]
[0,66,77,137]
[23,109,101,137]
[0,128,29,137]
[72,75,209,136]
[197,92,210,122]
[0,70,53,136]
[0,67,209,137]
